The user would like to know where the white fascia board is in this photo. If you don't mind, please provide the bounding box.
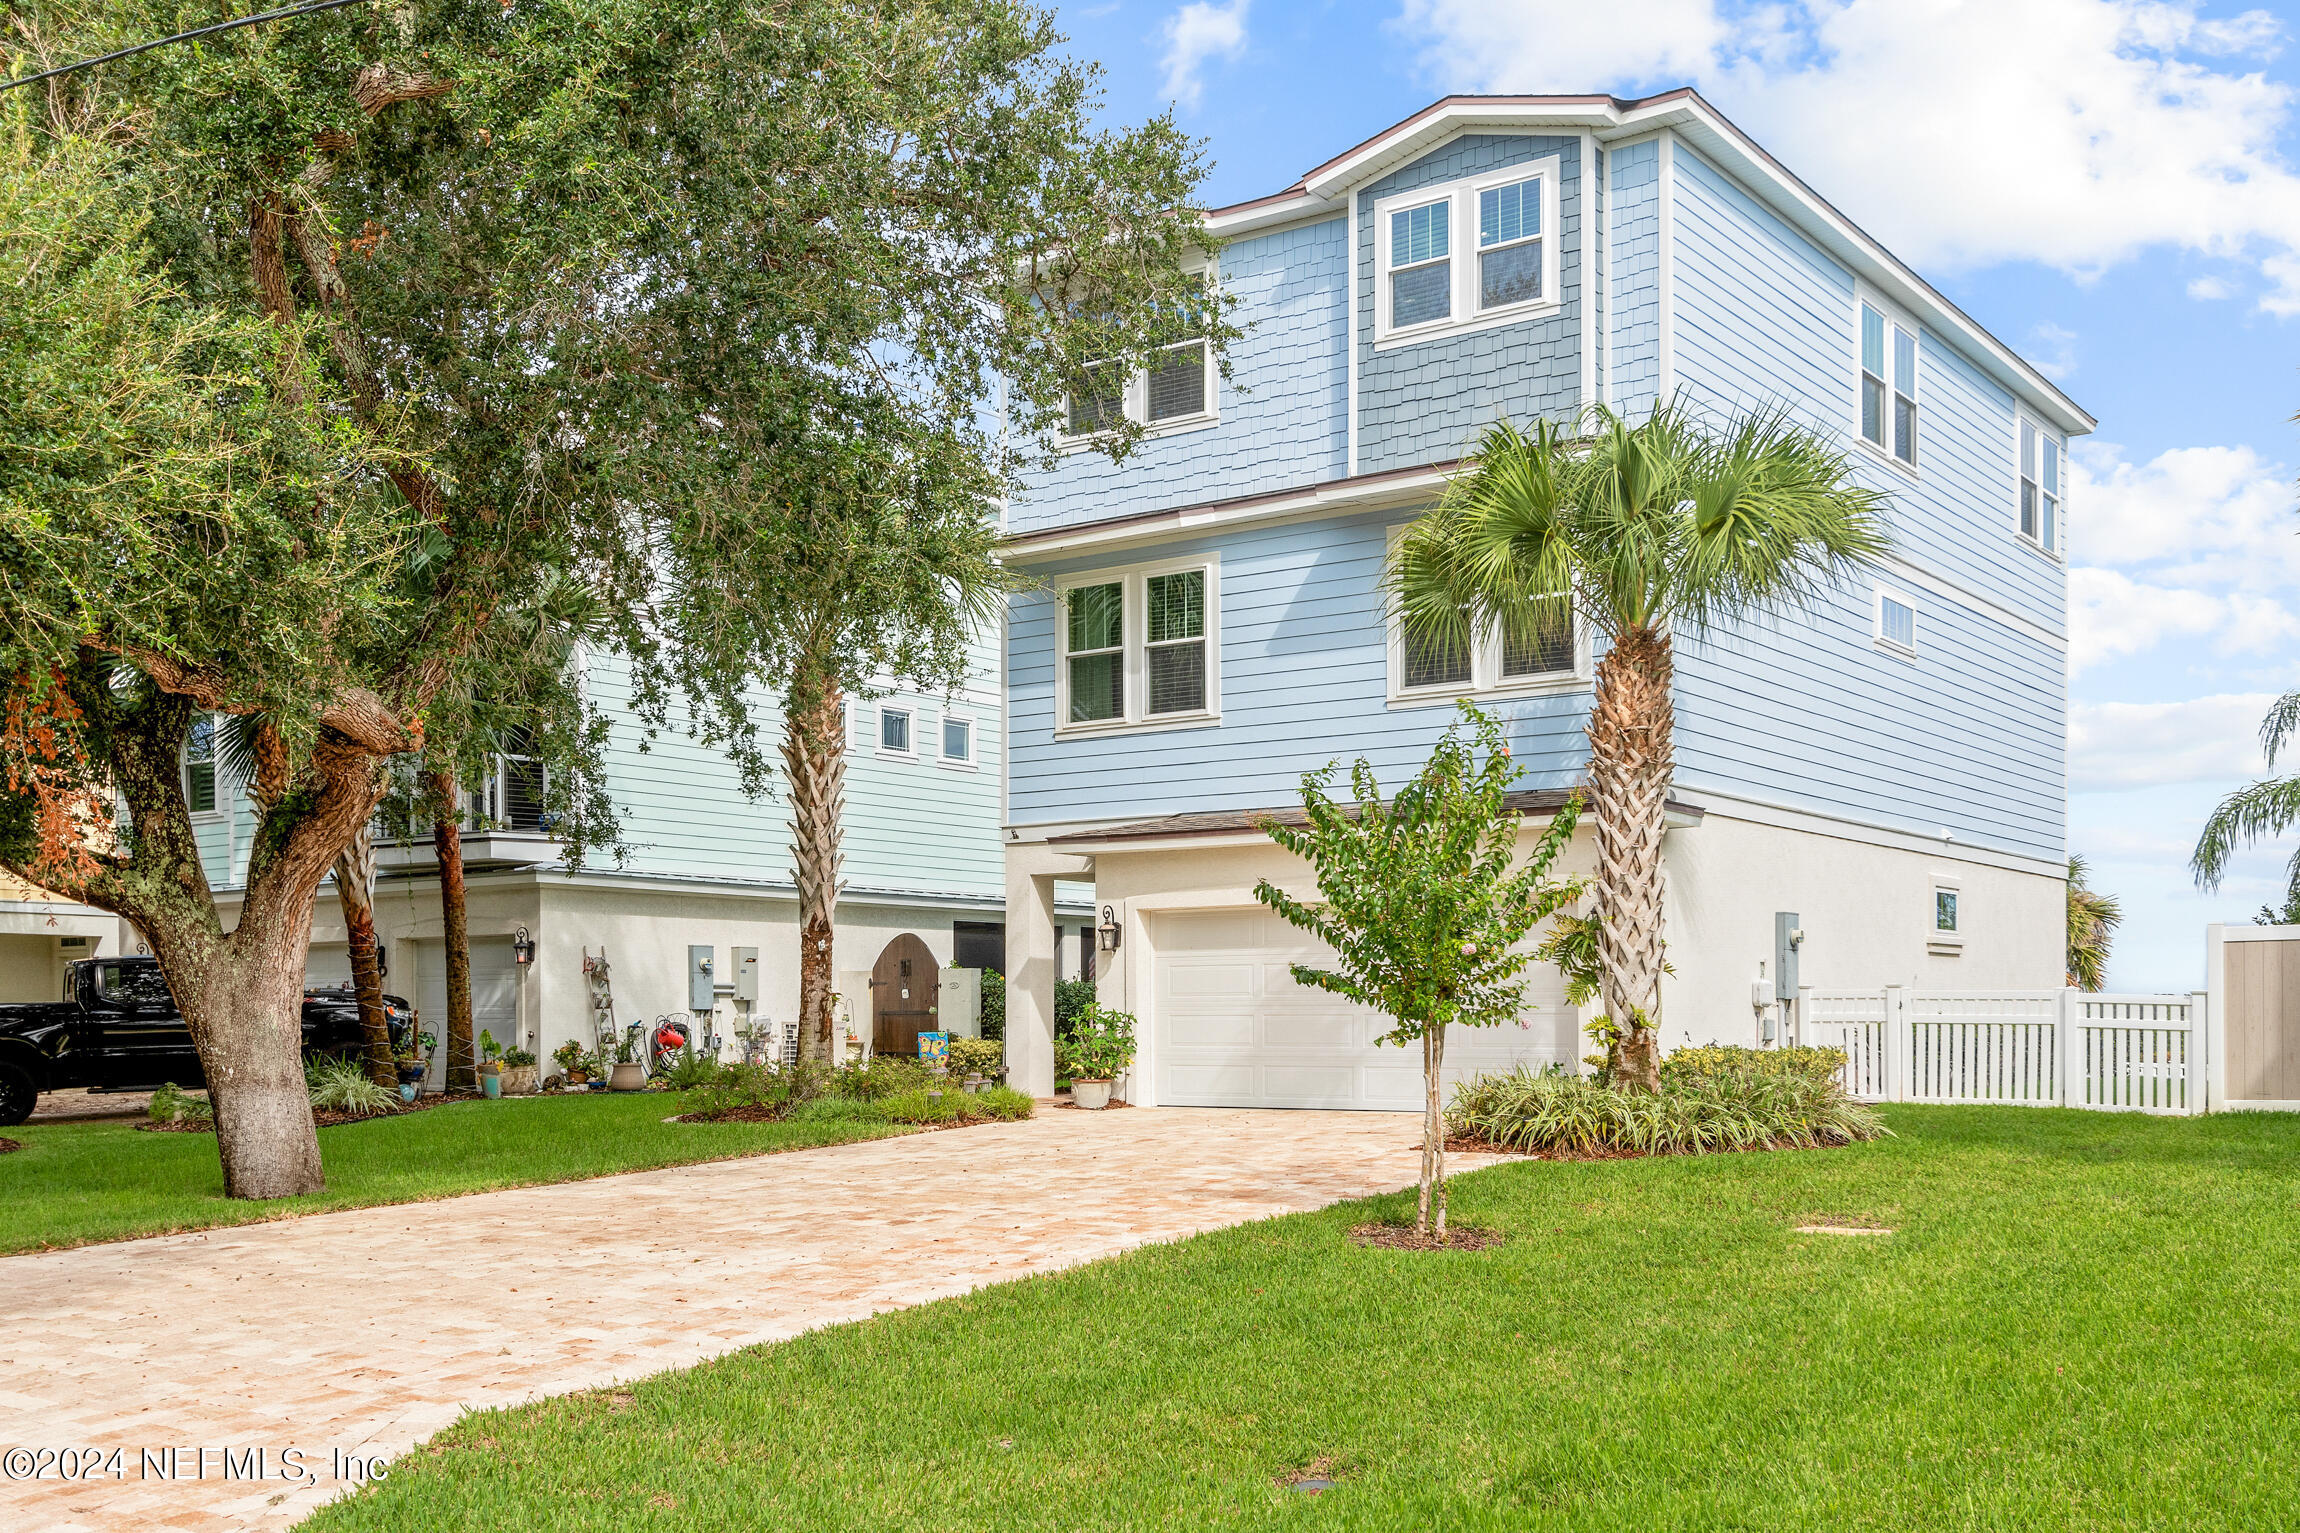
[1003,465,1451,564]
[1205,94,2092,439]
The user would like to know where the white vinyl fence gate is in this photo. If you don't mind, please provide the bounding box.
[1800,988,2206,1115]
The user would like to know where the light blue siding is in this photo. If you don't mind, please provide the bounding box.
[1008,216,1349,535]
[1607,139,1661,415]
[1673,596,2065,863]
[1355,135,1585,472]
[1006,511,1591,824]
[1667,145,2063,633]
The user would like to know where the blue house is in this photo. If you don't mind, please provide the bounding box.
[1001,92,2092,1106]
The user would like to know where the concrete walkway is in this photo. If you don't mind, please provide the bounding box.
[0,1107,1477,1531]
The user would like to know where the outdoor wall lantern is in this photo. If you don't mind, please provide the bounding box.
[1096,905,1122,954]
[512,925,536,967]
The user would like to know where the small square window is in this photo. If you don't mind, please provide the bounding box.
[879,707,912,754]
[942,716,972,763]
[1874,588,1916,654]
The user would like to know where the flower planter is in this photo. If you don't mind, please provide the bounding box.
[502,1065,538,1096]
[480,1073,502,1099]
[609,1062,645,1093]
[1072,1079,1113,1110]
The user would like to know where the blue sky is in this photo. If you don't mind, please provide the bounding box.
[1049,0,2300,991]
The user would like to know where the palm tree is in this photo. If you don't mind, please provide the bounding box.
[1391,405,1890,1091]
[2065,855,2123,991]
[2192,690,2300,921]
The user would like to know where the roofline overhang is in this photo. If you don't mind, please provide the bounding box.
[1003,460,1455,562]
[1199,90,2094,438]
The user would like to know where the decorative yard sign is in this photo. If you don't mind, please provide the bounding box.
[918,1031,949,1070]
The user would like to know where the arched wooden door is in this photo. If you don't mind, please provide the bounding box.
[870,934,940,1058]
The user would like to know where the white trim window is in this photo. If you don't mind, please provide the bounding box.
[2018,416,2062,555]
[1387,565,1584,704]
[1055,558,1221,734]
[1373,157,1562,348]
[1857,297,1918,470]
[182,712,220,816]
[878,704,914,757]
[1929,875,1964,954]
[1061,272,1220,443]
[1874,586,1917,655]
[939,712,975,766]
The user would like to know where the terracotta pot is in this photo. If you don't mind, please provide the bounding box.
[609,1061,644,1093]
[566,1070,588,1085]
[1072,1079,1113,1110]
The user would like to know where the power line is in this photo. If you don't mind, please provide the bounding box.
[1,0,372,94]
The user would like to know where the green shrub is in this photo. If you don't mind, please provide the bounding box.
[946,1037,1004,1080]
[835,1057,936,1100]
[786,1095,889,1126]
[978,968,1005,1043]
[878,1085,1035,1125]
[305,1057,399,1117]
[1053,976,1096,1040]
[657,1050,728,1092]
[147,1082,211,1124]
[685,1061,827,1119]
[1449,1066,1886,1157]
[1660,1044,1846,1091]
[973,1085,1034,1121]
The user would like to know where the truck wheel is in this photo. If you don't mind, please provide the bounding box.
[0,1062,35,1127]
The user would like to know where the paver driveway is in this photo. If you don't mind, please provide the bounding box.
[0,1106,1481,1531]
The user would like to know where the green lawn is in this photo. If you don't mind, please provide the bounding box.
[309,1107,2300,1531]
[0,1094,902,1254]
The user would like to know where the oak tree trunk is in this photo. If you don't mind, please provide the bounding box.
[783,678,847,1065]
[333,825,395,1088]
[183,931,328,1200]
[430,770,476,1093]
[1587,624,1674,1093]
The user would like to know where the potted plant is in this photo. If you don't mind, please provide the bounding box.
[478,1030,504,1098]
[552,1039,588,1087]
[396,1030,437,1101]
[502,1047,539,1095]
[1056,1003,1135,1110]
[609,1031,644,1093]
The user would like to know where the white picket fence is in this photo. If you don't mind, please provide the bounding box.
[1799,987,2206,1115]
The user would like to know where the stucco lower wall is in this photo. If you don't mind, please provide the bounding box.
[1034,803,2064,1085]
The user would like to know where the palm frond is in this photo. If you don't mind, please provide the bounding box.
[2260,691,2300,769]
[2191,774,2300,891]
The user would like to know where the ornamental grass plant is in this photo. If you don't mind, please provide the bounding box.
[1450,1057,1886,1158]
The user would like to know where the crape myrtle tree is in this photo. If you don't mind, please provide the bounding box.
[1391,406,1888,1091]
[1254,707,1585,1238]
[629,0,1236,1062]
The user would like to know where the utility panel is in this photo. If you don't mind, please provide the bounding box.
[939,967,982,1039]
[1775,913,1802,1002]
[732,946,759,1004]
[688,945,716,1012]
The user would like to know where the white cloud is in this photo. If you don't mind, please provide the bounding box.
[1396,0,2300,310]
[1160,0,1249,108]
[2070,694,2283,789]
[2028,322,2077,380]
[2187,274,2236,300]
[2073,442,2300,586]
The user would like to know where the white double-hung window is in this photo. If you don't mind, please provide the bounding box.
[1858,297,1919,469]
[1057,559,1220,733]
[182,713,220,815]
[1387,552,1582,703]
[1061,271,1219,441]
[2018,416,2062,555]
[1374,158,1561,347]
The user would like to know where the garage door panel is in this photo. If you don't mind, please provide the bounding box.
[1152,913,1572,1110]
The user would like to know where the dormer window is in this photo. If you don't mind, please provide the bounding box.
[1373,158,1561,348]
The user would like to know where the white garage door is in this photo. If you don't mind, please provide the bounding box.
[1151,909,1578,1110]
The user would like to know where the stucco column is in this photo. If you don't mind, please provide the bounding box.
[1004,840,1091,1097]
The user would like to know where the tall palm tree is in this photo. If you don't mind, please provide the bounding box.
[2192,690,2300,921]
[2065,855,2123,992]
[1392,405,1890,1090]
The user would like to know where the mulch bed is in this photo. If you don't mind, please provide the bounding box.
[136,1093,481,1134]
[1350,1221,1506,1252]
[0,1137,19,1155]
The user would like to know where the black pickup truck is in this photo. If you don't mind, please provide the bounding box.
[0,956,414,1125]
